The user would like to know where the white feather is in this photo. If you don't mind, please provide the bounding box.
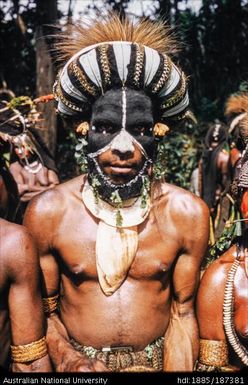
[79,48,102,88]
[58,100,75,115]
[162,92,189,117]
[62,70,88,101]
[144,46,160,86]
[158,64,180,97]
[112,43,131,83]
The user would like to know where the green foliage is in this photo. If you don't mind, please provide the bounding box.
[56,130,78,181]
[74,137,88,174]
[155,130,198,189]
[208,223,236,263]
[140,176,151,209]
[207,206,242,265]
[110,190,123,226]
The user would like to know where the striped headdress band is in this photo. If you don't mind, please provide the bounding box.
[54,40,189,122]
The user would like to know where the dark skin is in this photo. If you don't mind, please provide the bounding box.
[197,194,248,369]
[9,161,59,202]
[214,146,229,206]
[0,174,8,217]
[201,141,229,212]
[24,88,210,372]
[0,218,52,372]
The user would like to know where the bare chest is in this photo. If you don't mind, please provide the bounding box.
[53,206,181,282]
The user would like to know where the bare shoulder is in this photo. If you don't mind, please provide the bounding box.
[155,181,210,224]
[200,246,236,290]
[24,175,84,227]
[0,218,31,253]
[0,218,37,279]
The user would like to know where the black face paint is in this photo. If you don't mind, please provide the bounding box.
[87,156,152,202]
[85,87,155,202]
[87,88,155,158]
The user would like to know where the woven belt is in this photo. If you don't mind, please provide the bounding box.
[70,337,164,372]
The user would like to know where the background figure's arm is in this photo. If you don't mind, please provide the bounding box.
[196,255,239,371]
[8,228,52,372]
[163,198,209,371]
[24,193,108,372]
[9,161,59,202]
[217,151,230,190]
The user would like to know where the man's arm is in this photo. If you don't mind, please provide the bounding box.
[163,194,210,371]
[217,150,230,190]
[196,251,239,371]
[7,226,52,372]
[24,190,108,372]
[9,161,59,202]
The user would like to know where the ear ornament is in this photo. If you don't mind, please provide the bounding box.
[153,123,170,137]
[76,122,89,135]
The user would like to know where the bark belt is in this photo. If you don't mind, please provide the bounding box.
[70,336,164,371]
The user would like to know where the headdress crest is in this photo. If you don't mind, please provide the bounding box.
[53,13,189,123]
[225,92,248,118]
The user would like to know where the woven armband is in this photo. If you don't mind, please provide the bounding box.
[199,339,229,367]
[42,294,59,315]
[11,336,47,363]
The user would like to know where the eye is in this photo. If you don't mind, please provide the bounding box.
[132,125,152,136]
[93,124,116,135]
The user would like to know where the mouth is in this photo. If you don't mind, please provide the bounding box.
[101,163,138,184]
[109,165,134,174]
[103,161,137,173]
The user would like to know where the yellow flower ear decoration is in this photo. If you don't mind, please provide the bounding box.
[76,122,89,135]
[153,123,170,137]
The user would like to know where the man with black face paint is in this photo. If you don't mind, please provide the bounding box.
[24,14,210,372]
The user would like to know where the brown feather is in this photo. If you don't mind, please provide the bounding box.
[240,115,248,142]
[225,92,248,117]
[53,13,179,66]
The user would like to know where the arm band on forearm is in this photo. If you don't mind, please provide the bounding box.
[198,339,229,367]
[42,294,60,315]
[11,336,47,363]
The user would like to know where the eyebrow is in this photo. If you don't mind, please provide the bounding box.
[94,101,121,113]
[91,113,120,126]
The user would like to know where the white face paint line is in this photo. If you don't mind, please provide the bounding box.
[109,87,134,154]
[88,87,149,159]
[87,141,112,158]
[122,86,127,132]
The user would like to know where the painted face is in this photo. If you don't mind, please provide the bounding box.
[87,88,154,185]
[14,145,31,159]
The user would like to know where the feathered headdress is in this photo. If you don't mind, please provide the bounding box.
[0,95,54,163]
[53,13,189,124]
[225,92,248,118]
[239,114,248,144]
[225,92,248,134]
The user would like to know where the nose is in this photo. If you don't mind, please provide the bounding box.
[110,130,135,154]
[112,149,134,160]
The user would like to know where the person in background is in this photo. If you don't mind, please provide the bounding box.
[196,142,248,371]
[198,121,230,242]
[199,121,230,212]
[0,125,52,371]
[225,91,248,173]
[0,97,59,220]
